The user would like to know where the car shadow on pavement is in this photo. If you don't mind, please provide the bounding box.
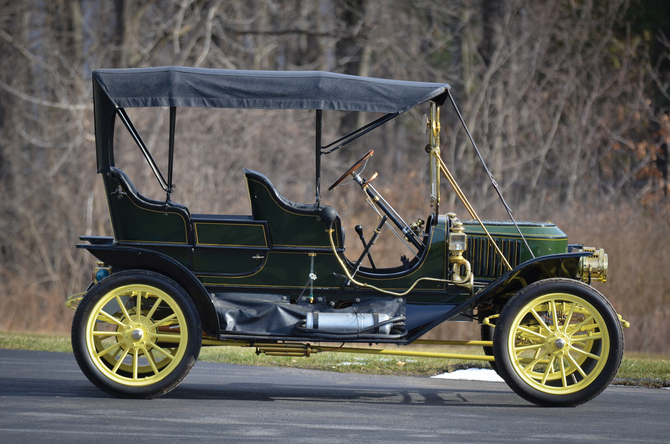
[166,381,532,408]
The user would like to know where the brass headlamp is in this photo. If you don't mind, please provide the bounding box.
[447,213,472,287]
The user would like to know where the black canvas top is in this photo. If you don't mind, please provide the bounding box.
[92,66,450,113]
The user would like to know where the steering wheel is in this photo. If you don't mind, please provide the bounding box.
[328,150,374,191]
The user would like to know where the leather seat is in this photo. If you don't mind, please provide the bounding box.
[107,167,193,244]
[244,169,345,250]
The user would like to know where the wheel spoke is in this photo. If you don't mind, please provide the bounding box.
[566,353,588,378]
[112,347,130,373]
[541,356,556,384]
[521,349,549,374]
[148,342,176,360]
[569,328,599,341]
[96,341,124,359]
[144,348,160,375]
[530,308,552,332]
[98,344,123,360]
[146,296,163,320]
[152,333,183,344]
[560,357,567,387]
[515,343,545,352]
[550,300,560,332]
[566,314,594,337]
[516,325,548,339]
[571,333,602,343]
[519,357,552,365]
[92,331,122,337]
[562,302,576,334]
[97,309,125,327]
[133,349,139,379]
[570,345,601,361]
[136,291,143,322]
[150,312,178,329]
[115,295,132,321]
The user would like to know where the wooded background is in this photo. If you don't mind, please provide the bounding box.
[1,0,669,353]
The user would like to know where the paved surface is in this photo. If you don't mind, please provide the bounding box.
[0,348,668,443]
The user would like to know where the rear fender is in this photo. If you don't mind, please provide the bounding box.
[78,243,219,337]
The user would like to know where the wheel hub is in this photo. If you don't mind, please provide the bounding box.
[546,332,570,356]
[131,329,144,341]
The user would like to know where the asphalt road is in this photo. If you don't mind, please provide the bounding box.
[0,348,668,443]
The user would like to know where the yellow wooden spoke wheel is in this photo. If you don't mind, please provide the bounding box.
[72,270,201,398]
[493,278,623,407]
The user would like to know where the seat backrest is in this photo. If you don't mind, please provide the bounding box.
[244,169,344,250]
[104,167,192,245]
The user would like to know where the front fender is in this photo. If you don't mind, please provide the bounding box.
[78,243,220,337]
[475,252,587,303]
[405,252,589,343]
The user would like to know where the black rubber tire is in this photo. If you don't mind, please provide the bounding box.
[480,321,498,373]
[493,278,623,407]
[72,270,201,398]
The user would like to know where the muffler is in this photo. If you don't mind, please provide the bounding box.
[305,312,391,335]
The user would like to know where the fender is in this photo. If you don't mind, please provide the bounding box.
[472,252,585,302]
[78,242,220,337]
[405,252,588,343]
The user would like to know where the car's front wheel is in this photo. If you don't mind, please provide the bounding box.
[493,278,623,407]
[72,270,201,398]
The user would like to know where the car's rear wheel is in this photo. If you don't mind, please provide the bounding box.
[493,278,623,407]
[72,270,201,398]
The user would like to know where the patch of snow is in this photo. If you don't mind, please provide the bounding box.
[431,368,504,383]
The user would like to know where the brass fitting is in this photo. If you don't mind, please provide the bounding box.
[410,218,425,235]
[578,247,608,284]
[447,213,472,288]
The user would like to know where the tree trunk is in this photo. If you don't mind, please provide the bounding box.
[336,0,367,139]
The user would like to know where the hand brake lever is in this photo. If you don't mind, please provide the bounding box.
[355,224,377,270]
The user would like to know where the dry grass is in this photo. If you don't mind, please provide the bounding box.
[0,270,73,335]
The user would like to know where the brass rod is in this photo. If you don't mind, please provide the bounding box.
[437,156,512,271]
[309,346,495,362]
[412,339,493,347]
[263,352,313,357]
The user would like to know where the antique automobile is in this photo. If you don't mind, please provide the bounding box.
[68,66,626,407]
